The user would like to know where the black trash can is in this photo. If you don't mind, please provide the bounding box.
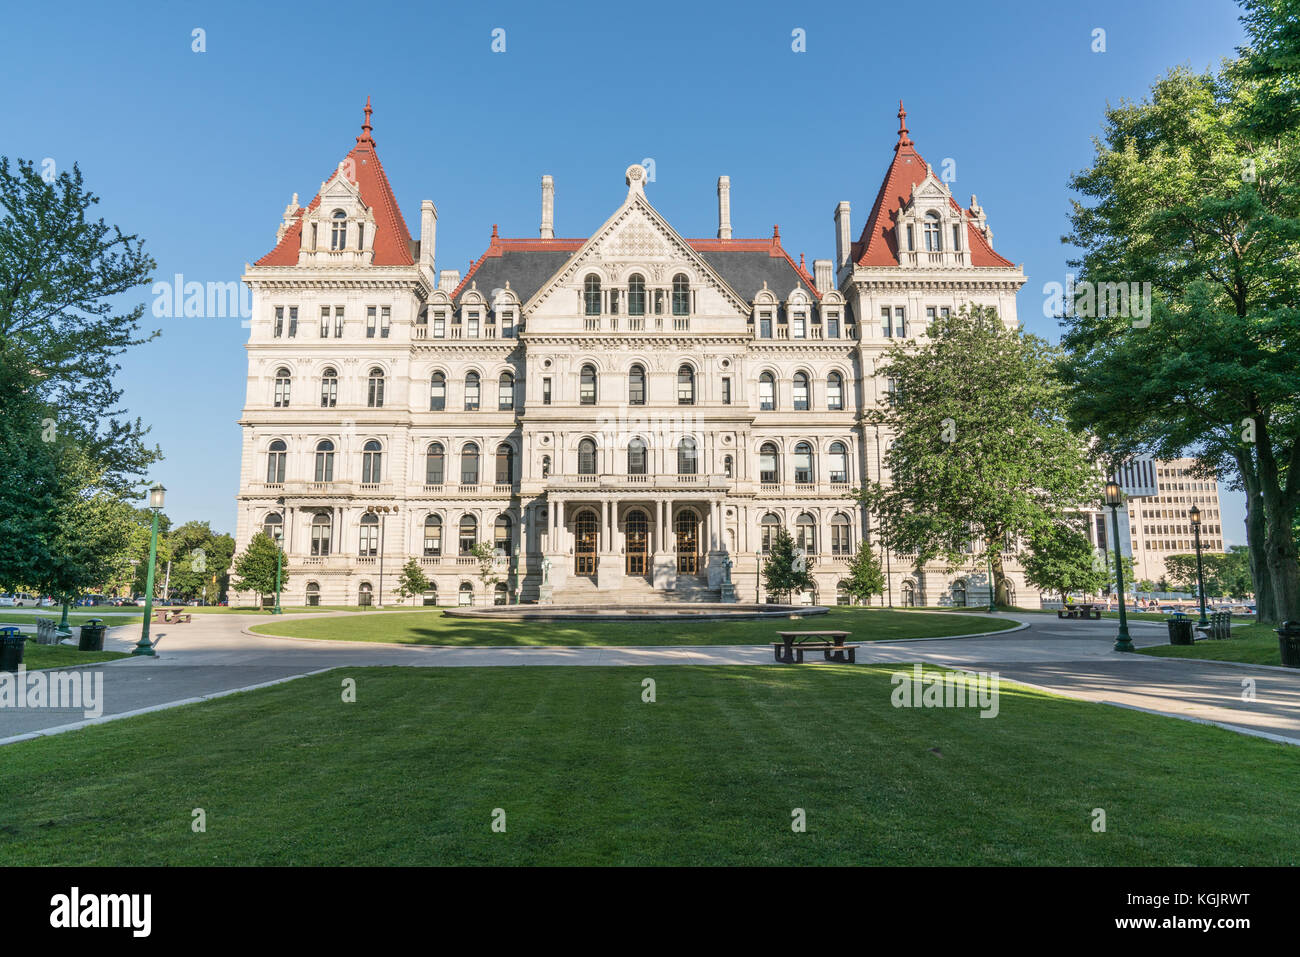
[1278,620,1300,668]
[1167,613,1195,646]
[78,618,106,652]
[0,627,25,672]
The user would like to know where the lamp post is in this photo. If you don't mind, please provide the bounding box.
[272,548,283,615]
[1104,480,1134,653]
[363,505,396,608]
[133,483,166,657]
[1190,504,1208,626]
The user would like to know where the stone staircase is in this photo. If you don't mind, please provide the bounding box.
[547,574,721,605]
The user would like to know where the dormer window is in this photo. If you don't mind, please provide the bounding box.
[628,275,646,317]
[924,212,942,251]
[330,210,347,250]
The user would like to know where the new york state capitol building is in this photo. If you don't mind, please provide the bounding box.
[234,102,1034,608]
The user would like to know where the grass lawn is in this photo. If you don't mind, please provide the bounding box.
[17,642,130,670]
[248,605,1017,646]
[0,612,144,628]
[187,605,414,615]
[1138,623,1285,666]
[0,665,1295,866]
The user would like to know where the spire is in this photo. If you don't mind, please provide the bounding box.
[357,96,375,146]
[896,99,912,148]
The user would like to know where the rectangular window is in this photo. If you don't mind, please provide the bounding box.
[609,290,619,315]
[881,306,891,338]
[366,307,377,338]
[926,306,936,326]
[793,311,806,339]
[434,312,445,338]
[907,225,914,251]
[273,307,284,338]
[722,378,731,405]
[886,378,899,406]
[287,307,298,338]
[334,306,344,337]
[759,310,772,338]
[827,312,840,338]
[501,310,515,338]
[380,306,390,338]
[467,311,480,338]
[320,306,330,337]
[940,307,951,320]
[542,378,552,406]
[895,307,906,338]
[953,224,962,251]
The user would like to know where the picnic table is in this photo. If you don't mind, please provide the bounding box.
[773,630,858,664]
[1057,603,1102,620]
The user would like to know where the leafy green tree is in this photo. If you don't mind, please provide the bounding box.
[230,532,287,607]
[1022,522,1110,604]
[1219,545,1256,598]
[858,305,1099,606]
[842,542,885,606]
[162,522,234,602]
[1136,579,1158,594]
[469,542,500,606]
[762,527,814,603]
[1100,550,1137,599]
[395,558,431,606]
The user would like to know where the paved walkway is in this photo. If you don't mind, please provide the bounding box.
[2,611,1296,746]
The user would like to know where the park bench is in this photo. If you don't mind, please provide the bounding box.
[1194,610,1232,641]
[773,630,859,664]
[35,617,59,645]
[1057,603,1102,620]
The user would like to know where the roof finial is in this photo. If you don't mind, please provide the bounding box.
[897,99,912,147]
[491,223,499,239]
[772,224,781,244]
[357,96,374,145]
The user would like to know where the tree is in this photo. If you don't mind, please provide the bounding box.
[1136,579,1157,594]
[762,527,814,604]
[1162,554,1203,594]
[1022,521,1109,604]
[469,542,500,606]
[842,542,885,606]
[1100,550,1137,599]
[163,522,234,602]
[230,533,287,607]
[1058,42,1300,624]
[858,305,1099,606]
[395,558,431,606]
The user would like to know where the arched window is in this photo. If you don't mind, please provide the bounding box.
[359,513,379,556]
[263,512,283,544]
[580,365,597,405]
[952,579,968,607]
[827,372,844,411]
[305,582,321,607]
[836,581,851,606]
[423,514,442,556]
[924,211,942,252]
[464,372,480,411]
[320,368,338,408]
[314,439,335,482]
[458,515,478,555]
[265,440,287,484]
[310,511,332,556]
[495,443,515,484]
[677,436,697,475]
[358,581,373,606]
[677,365,696,406]
[902,581,917,607]
[430,372,446,411]
[494,582,509,605]
[628,364,646,405]
[273,368,291,408]
[498,372,515,411]
[361,440,383,484]
[425,443,445,485]
[494,514,512,555]
[330,209,347,250]
[671,273,690,316]
[460,443,480,486]
[793,442,813,483]
[796,512,816,554]
[759,442,779,484]
[759,372,776,411]
[831,513,852,555]
[584,274,602,316]
[578,438,597,475]
[628,437,647,475]
[458,581,474,605]
[793,372,810,411]
[761,513,782,553]
[366,367,385,408]
[627,274,646,316]
[829,442,848,483]
[422,583,438,606]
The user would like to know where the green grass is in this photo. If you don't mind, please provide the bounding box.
[248,606,1017,646]
[0,612,144,628]
[17,641,130,670]
[1138,623,1285,666]
[0,665,1295,865]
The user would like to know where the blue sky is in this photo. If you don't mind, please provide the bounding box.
[3,0,1250,542]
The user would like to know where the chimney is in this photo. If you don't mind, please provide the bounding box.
[420,200,437,270]
[540,175,554,239]
[834,201,852,269]
[438,269,461,292]
[717,175,732,240]
[813,259,833,294]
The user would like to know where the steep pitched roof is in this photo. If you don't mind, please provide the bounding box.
[255,99,414,267]
[852,102,1013,269]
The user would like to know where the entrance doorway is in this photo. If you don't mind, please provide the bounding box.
[675,508,699,575]
[626,509,649,576]
[575,509,599,576]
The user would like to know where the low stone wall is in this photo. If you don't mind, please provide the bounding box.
[443,603,829,622]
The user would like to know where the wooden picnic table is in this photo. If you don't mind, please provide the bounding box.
[774,630,857,664]
[1057,603,1102,620]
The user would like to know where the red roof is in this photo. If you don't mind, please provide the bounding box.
[852,103,1013,269]
[255,99,414,267]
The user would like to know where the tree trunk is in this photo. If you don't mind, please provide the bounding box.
[1237,453,1274,623]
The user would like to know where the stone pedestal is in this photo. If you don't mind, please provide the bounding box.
[596,554,622,591]
[719,582,737,603]
[652,552,676,591]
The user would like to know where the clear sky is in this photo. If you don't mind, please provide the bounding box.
[2,0,1251,543]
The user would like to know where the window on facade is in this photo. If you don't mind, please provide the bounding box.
[677,437,697,475]
[542,377,552,405]
[826,311,840,339]
[759,373,776,411]
[924,212,942,251]
[829,441,848,483]
[761,514,781,553]
[314,440,335,482]
[273,368,291,408]
[580,365,597,405]
[831,513,852,555]
[496,444,514,484]
[906,224,915,251]
[430,372,446,411]
[500,309,515,338]
[627,275,646,316]
[274,306,284,338]
[759,443,779,483]
[367,368,385,408]
[359,513,379,557]
[265,440,287,484]
[320,306,330,337]
[263,511,283,544]
[628,438,646,475]
[759,310,772,338]
[321,369,338,408]
[722,377,732,405]
[677,365,695,405]
[886,377,899,407]
[334,306,344,337]
[827,372,843,410]
[793,311,806,339]
[380,306,390,338]
[330,210,347,250]
[895,307,906,338]
[881,306,892,338]
[461,443,480,486]
[361,440,382,484]
[458,581,474,605]
[310,512,332,556]
[541,455,551,478]
[578,438,597,475]
[425,443,445,485]
[498,372,515,411]
[952,224,962,251]
[458,516,477,555]
[584,275,602,316]
[793,442,813,483]
[366,307,377,338]
[796,513,816,554]
[465,372,480,411]
[609,289,619,315]
[672,274,690,315]
[793,372,810,411]
[423,515,442,556]
[628,365,646,405]
[494,515,512,555]
[433,310,446,338]
[287,307,298,338]
[724,455,733,478]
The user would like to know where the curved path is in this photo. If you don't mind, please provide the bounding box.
[2,610,1297,747]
